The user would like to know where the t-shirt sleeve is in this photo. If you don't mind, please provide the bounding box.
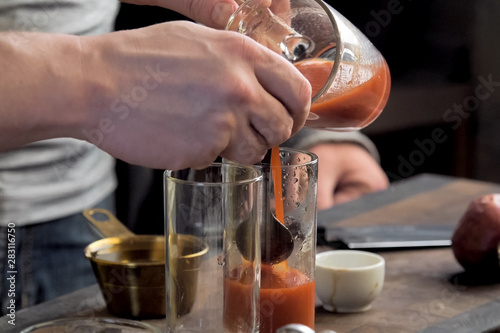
[282,127,381,163]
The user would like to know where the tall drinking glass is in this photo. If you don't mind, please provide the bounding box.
[225,148,318,332]
[164,163,263,333]
[227,0,391,132]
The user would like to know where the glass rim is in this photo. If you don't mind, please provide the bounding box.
[263,146,318,168]
[19,317,161,333]
[316,250,385,271]
[222,147,318,169]
[164,162,263,186]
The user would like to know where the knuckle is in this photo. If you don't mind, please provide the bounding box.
[167,157,190,172]
[230,80,256,105]
[299,75,313,104]
[224,78,260,111]
[240,146,267,165]
[278,125,293,144]
[298,74,312,101]
[188,0,208,22]
[295,77,312,120]
[225,139,267,166]
[204,139,226,161]
[373,175,390,191]
[260,124,290,147]
[229,33,264,66]
[193,146,219,169]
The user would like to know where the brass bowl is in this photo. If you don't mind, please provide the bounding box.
[84,209,208,319]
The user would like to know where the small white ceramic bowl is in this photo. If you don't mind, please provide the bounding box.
[315,250,385,313]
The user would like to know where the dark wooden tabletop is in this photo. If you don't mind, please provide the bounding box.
[3,174,500,333]
[315,174,500,333]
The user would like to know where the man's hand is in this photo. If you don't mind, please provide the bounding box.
[78,21,310,170]
[0,21,310,170]
[308,143,389,209]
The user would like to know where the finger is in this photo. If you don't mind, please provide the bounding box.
[314,158,339,210]
[333,187,365,206]
[156,0,238,28]
[219,121,268,165]
[252,47,312,135]
[221,45,300,150]
[269,0,291,17]
[333,176,386,206]
[309,144,341,209]
[219,78,294,162]
[316,181,336,210]
[246,82,297,149]
[215,92,270,164]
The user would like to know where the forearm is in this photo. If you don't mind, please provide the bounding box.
[0,32,89,151]
[0,21,311,170]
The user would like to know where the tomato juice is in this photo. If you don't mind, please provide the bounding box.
[295,58,391,130]
[224,264,315,333]
[224,147,316,332]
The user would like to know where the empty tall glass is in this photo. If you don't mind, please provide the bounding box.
[164,163,263,333]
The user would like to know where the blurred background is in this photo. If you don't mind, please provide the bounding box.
[113,0,500,231]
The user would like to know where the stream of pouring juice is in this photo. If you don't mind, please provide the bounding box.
[270,147,284,224]
[295,58,391,130]
[224,147,315,332]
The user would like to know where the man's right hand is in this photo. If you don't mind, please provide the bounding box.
[77,21,311,169]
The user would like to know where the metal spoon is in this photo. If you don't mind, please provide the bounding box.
[235,212,294,265]
[235,148,294,265]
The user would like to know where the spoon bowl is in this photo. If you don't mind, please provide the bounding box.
[236,213,294,265]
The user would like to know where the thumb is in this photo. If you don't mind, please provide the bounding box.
[122,0,239,29]
[316,180,336,210]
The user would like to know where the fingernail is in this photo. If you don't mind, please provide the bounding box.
[212,2,236,28]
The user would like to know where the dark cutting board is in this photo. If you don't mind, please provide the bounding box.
[317,173,500,246]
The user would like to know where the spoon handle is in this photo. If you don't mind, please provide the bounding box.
[262,148,272,165]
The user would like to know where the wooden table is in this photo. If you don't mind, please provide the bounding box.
[3,174,500,333]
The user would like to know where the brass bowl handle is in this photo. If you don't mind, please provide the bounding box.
[83,208,135,239]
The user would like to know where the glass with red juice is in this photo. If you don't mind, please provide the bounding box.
[224,148,318,332]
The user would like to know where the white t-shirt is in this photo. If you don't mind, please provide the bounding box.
[0,0,120,225]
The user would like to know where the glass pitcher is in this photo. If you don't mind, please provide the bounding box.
[226,0,391,132]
